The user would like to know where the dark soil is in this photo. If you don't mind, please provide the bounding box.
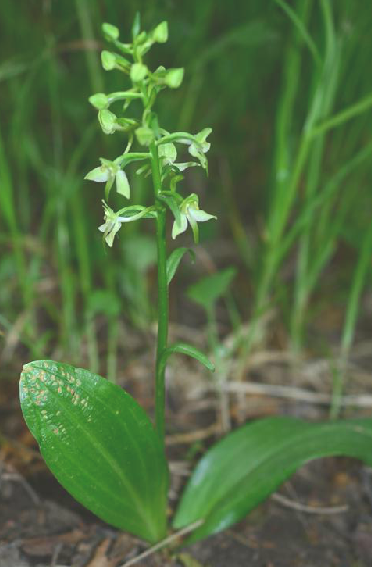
[1,457,372,566]
[1,339,372,567]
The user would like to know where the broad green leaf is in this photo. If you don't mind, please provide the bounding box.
[173,416,372,544]
[187,267,236,311]
[166,247,194,285]
[20,360,168,544]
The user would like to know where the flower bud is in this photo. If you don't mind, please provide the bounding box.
[165,68,184,89]
[153,21,168,43]
[101,51,116,71]
[102,23,119,41]
[135,127,155,146]
[89,93,109,110]
[130,63,148,83]
[98,109,117,134]
[136,31,147,44]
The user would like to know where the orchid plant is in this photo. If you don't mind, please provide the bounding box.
[19,15,372,554]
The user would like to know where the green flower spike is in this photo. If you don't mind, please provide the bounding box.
[172,193,216,243]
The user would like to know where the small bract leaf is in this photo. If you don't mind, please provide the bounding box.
[158,194,181,226]
[174,416,372,544]
[130,63,148,83]
[153,21,168,43]
[136,31,147,44]
[165,68,184,89]
[132,12,141,40]
[89,93,109,110]
[116,117,138,132]
[153,65,167,80]
[19,361,168,543]
[164,342,214,372]
[101,51,130,73]
[166,247,195,285]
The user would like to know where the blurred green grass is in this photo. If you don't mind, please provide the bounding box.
[1,1,372,407]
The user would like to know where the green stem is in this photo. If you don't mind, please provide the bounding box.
[156,132,195,145]
[150,141,168,448]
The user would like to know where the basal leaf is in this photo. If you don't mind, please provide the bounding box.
[173,416,372,544]
[20,360,168,544]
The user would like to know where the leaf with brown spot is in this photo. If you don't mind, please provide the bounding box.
[20,360,168,544]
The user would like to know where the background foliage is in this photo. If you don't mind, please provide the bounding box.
[1,0,372,395]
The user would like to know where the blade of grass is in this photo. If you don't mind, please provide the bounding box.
[330,219,372,418]
[241,0,312,358]
[0,125,34,333]
[291,0,339,353]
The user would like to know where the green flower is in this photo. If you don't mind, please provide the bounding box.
[99,203,157,246]
[188,128,212,171]
[172,193,216,243]
[98,204,122,247]
[85,159,130,200]
[158,142,177,165]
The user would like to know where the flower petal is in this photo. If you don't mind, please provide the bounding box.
[188,144,208,170]
[172,161,199,172]
[99,219,122,247]
[159,143,177,164]
[172,214,188,239]
[116,170,130,199]
[187,208,216,223]
[85,166,110,183]
[195,127,212,144]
